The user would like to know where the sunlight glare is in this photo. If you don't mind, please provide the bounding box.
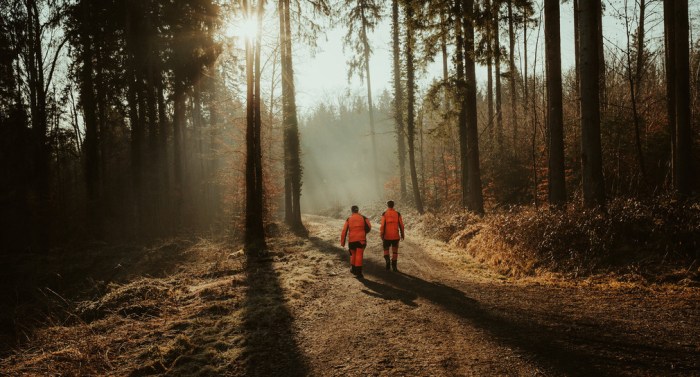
[225,18,258,41]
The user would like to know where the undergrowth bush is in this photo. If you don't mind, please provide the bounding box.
[432,196,700,281]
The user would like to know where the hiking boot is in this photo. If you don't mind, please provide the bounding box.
[356,266,364,279]
[351,265,357,275]
[391,260,398,272]
[384,255,391,271]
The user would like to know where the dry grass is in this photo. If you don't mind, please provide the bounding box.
[412,197,700,286]
[1,238,248,376]
[0,220,337,376]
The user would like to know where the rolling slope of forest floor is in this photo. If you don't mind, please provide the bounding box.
[1,214,699,376]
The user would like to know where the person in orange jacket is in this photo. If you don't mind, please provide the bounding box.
[340,205,372,278]
[380,200,405,271]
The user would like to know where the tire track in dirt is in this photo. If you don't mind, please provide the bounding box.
[288,215,700,377]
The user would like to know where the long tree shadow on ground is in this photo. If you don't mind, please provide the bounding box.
[308,236,699,376]
[240,251,309,376]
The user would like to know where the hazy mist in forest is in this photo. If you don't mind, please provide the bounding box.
[299,91,398,213]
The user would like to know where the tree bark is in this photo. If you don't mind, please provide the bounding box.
[579,0,606,207]
[360,5,380,196]
[78,0,102,236]
[672,0,693,195]
[663,0,676,188]
[391,0,407,200]
[244,0,266,250]
[405,2,423,214]
[463,0,484,214]
[625,0,646,181]
[454,0,468,208]
[486,0,494,147]
[544,0,566,206]
[596,0,606,112]
[507,0,518,147]
[27,0,50,250]
[279,0,305,232]
[493,0,503,152]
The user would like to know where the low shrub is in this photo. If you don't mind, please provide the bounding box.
[425,196,700,282]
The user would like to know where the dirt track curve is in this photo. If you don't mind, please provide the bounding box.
[256,214,700,377]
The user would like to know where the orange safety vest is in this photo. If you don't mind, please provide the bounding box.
[341,213,371,245]
[380,208,404,240]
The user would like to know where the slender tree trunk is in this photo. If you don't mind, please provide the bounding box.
[125,6,144,235]
[157,72,169,203]
[279,0,292,224]
[486,0,494,147]
[454,0,468,208]
[574,0,581,124]
[440,13,449,100]
[392,0,407,200]
[360,8,380,196]
[596,0,606,113]
[244,0,266,250]
[579,0,606,207]
[253,0,265,226]
[79,0,101,237]
[27,0,49,250]
[664,0,676,188]
[493,0,503,152]
[544,0,566,206]
[673,0,693,195]
[522,14,528,141]
[507,0,518,147]
[282,0,307,231]
[405,2,423,214]
[464,0,484,214]
[625,0,646,181]
[172,82,185,228]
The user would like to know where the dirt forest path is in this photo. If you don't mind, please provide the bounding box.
[278,214,700,377]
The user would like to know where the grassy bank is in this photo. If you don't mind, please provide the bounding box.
[414,197,700,285]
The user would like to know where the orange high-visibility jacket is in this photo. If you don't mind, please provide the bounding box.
[340,213,371,246]
[380,208,404,240]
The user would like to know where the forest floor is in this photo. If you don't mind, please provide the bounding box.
[1,214,699,376]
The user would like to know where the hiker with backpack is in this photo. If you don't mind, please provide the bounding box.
[340,205,372,278]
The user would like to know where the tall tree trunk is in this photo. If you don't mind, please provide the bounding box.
[440,12,449,101]
[454,0,468,208]
[244,0,266,249]
[507,0,518,147]
[486,0,494,147]
[544,0,566,206]
[405,2,423,214]
[664,0,676,188]
[579,0,606,207]
[493,0,503,152]
[464,0,484,214]
[596,0,606,112]
[522,13,528,142]
[172,83,185,228]
[27,0,49,251]
[279,0,305,232]
[79,0,101,237]
[253,0,265,227]
[672,0,693,195]
[125,5,144,235]
[574,0,581,124]
[157,73,171,234]
[360,7,380,196]
[391,0,407,200]
[625,0,646,181]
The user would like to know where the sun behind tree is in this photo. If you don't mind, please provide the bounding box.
[225,17,259,42]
